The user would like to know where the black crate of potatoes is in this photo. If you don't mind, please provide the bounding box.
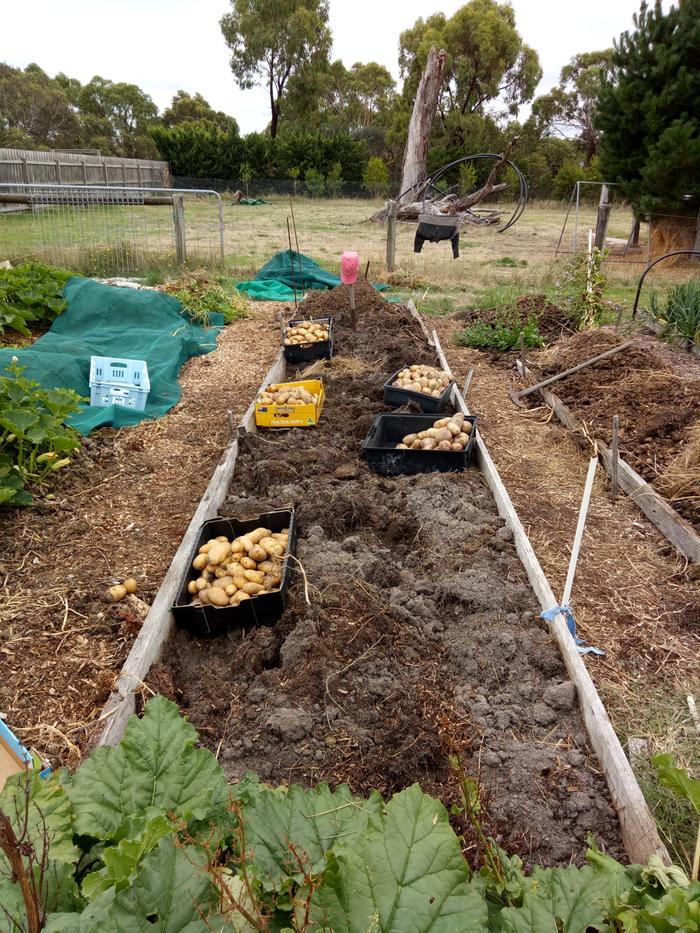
[283,317,334,363]
[383,368,455,412]
[172,508,296,636]
[361,413,477,476]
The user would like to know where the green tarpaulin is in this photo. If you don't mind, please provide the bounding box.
[237,250,389,301]
[0,277,221,435]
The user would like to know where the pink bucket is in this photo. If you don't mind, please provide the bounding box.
[340,251,360,285]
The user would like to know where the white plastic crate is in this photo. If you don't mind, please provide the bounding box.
[89,356,150,410]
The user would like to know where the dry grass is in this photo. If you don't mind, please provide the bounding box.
[656,423,700,506]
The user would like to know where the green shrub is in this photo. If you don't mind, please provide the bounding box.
[0,358,81,506]
[649,279,700,345]
[326,160,343,197]
[0,262,72,337]
[305,166,326,198]
[363,155,390,197]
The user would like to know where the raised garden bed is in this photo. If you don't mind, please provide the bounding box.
[530,329,700,530]
[149,286,625,868]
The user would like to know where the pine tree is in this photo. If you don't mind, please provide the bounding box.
[596,0,700,219]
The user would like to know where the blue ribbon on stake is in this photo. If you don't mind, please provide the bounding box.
[541,606,605,656]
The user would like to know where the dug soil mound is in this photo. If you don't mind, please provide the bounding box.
[152,290,622,867]
[533,330,700,528]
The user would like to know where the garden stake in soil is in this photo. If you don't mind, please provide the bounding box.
[611,416,620,500]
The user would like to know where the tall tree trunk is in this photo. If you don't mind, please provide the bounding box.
[399,47,447,206]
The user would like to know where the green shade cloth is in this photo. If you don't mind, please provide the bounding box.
[237,250,388,301]
[234,197,266,205]
[0,278,221,435]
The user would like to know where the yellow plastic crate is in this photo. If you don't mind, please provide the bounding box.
[255,379,325,428]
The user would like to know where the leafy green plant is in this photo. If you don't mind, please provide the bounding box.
[454,310,544,350]
[559,247,612,329]
[490,256,527,268]
[0,358,81,506]
[649,279,700,346]
[163,269,250,325]
[4,697,700,932]
[0,263,72,338]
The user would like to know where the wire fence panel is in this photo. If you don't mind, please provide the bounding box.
[0,184,224,276]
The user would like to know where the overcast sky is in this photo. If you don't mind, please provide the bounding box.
[3,0,673,133]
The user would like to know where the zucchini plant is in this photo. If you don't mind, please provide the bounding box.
[0,263,73,338]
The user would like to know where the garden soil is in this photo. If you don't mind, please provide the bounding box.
[532,329,700,528]
[153,283,623,867]
[0,308,279,766]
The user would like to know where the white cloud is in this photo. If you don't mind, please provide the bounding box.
[2,0,673,134]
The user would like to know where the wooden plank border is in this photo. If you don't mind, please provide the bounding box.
[93,350,286,747]
[432,329,669,865]
[515,361,700,563]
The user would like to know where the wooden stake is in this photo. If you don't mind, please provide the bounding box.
[286,218,298,309]
[386,199,397,272]
[519,332,526,379]
[289,198,304,291]
[349,282,356,327]
[611,415,620,500]
[562,457,598,607]
[364,259,370,280]
[463,367,474,399]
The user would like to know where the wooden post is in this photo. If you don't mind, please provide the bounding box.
[611,415,620,500]
[55,159,62,185]
[630,217,641,247]
[349,283,356,327]
[594,184,612,250]
[103,161,109,185]
[137,163,143,187]
[172,195,187,266]
[386,199,397,272]
[20,158,29,184]
[519,332,526,379]
[81,160,88,185]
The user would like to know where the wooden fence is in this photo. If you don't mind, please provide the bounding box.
[0,148,170,188]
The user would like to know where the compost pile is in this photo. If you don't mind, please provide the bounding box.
[534,330,700,527]
[153,288,622,867]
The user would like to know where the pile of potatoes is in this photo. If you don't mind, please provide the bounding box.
[392,365,451,398]
[259,383,319,406]
[284,319,330,345]
[187,526,289,608]
[396,412,472,452]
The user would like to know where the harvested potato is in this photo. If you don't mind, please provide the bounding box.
[208,587,230,607]
[107,584,127,603]
[188,523,289,608]
[392,365,451,398]
[284,319,331,345]
[123,578,138,594]
[394,412,474,453]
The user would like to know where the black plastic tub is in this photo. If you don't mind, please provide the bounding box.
[361,413,477,476]
[383,368,455,412]
[172,509,296,637]
[283,317,334,363]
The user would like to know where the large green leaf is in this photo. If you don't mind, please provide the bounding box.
[310,783,488,931]
[0,408,39,437]
[68,697,227,841]
[82,814,174,901]
[109,837,216,932]
[234,776,383,888]
[0,769,80,927]
[0,767,78,865]
[499,858,635,933]
[653,754,700,815]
